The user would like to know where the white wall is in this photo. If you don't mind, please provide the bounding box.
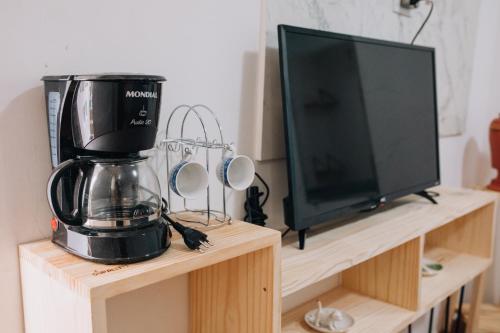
[0,1,261,331]
[258,0,480,161]
[440,0,500,189]
[439,0,500,308]
[1,0,500,332]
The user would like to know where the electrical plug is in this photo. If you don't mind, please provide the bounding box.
[162,213,213,252]
[174,223,211,251]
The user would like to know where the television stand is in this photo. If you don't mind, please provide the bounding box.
[415,190,438,204]
[282,187,496,333]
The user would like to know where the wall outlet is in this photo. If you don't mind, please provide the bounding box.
[392,0,412,17]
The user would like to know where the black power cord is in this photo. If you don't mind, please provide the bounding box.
[442,296,450,333]
[161,198,212,251]
[244,172,269,226]
[411,1,434,45]
[428,307,434,333]
[444,296,451,333]
[453,286,466,333]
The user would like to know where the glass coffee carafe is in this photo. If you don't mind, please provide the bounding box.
[48,157,161,229]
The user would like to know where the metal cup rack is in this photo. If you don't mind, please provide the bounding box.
[160,104,232,226]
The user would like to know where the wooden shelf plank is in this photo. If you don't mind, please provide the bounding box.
[19,221,281,299]
[282,287,415,333]
[282,248,492,333]
[343,237,422,310]
[282,187,496,297]
[425,203,495,258]
[421,247,491,311]
[190,246,277,333]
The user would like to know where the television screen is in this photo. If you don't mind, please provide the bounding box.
[278,25,440,234]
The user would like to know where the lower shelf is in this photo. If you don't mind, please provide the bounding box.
[421,247,491,310]
[282,287,415,333]
[282,248,491,333]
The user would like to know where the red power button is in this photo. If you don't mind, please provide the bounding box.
[50,217,58,231]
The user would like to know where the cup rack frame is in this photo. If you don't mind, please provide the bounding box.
[161,104,232,226]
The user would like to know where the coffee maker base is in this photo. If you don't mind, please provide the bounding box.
[52,219,171,264]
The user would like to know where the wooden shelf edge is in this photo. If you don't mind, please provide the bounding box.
[19,221,281,299]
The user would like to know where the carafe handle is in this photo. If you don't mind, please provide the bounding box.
[47,159,86,226]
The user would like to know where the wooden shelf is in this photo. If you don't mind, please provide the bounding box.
[421,247,491,311]
[282,186,496,297]
[19,187,497,333]
[281,187,497,333]
[281,248,493,333]
[20,221,279,299]
[20,221,281,333]
[282,287,415,333]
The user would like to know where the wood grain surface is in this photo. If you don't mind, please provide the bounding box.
[282,187,496,297]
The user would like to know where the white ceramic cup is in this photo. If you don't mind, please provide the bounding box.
[169,160,209,199]
[217,154,255,191]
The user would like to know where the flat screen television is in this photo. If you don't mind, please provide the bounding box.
[278,25,440,248]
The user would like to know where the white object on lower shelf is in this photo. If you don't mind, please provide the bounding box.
[304,301,355,333]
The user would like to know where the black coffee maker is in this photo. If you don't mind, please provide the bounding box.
[42,74,170,264]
